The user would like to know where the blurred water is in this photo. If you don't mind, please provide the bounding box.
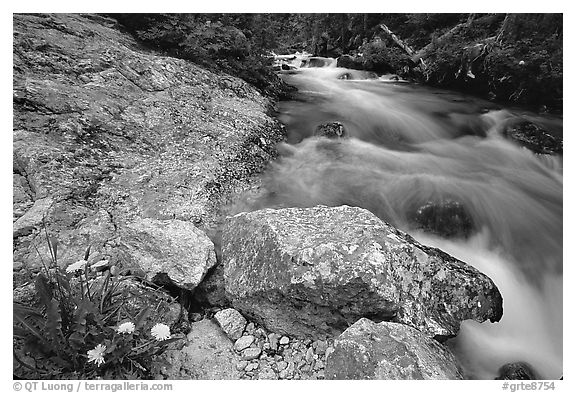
[241,58,563,379]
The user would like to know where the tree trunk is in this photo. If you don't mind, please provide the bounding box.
[379,23,415,57]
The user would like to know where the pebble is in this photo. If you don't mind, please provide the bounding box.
[276,361,288,371]
[279,336,290,345]
[314,340,328,355]
[245,362,259,372]
[236,361,248,371]
[305,347,314,362]
[259,368,278,380]
[242,347,262,361]
[234,335,255,352]
[245,322,255,334]
[189,313,203,322]
[324,346,335,361]
[268,333,280,350]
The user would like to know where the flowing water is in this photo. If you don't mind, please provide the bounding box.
[242,55,563,379]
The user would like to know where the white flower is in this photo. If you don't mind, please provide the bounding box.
[117,321,135,334]
[151,323,171,341]
[66,260,87,273]
[87,344,106,367]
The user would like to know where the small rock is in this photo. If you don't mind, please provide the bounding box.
[245,362,259,372]
[305,347,314,362]
[245,322,255,334]
[268,333,280,350]
[279,369,289,379]
[314,121,346,139]
[242,347,262,361]
[190,312,203,322]
[214,308,247,341]
[314,359,324,370]
[255,327,267,338]
[324,346,334,361]
[279,336,290,345]
[259,367,278,380]
[236,361,248,371]
[276,361,288,371]
[314,340,328,355]
[234,335,255,352]
[317,370,325,379]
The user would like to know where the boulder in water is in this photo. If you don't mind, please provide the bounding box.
[314,121,346,138]
[325,318,463,379]
[409,199,475,239]
[336,55,365,70]
[504,120,562,155]
[222,205,503,340]
[495,362,540,380]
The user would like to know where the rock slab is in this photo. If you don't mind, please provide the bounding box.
[223,205,502,339]
[325,318,463,380]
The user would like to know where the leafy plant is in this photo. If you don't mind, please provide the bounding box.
[13,225,184,379]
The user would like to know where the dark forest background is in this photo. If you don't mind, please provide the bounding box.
[111,14,562,111]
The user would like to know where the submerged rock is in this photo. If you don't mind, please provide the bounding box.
[314,121,347,138]
[325,318,463,379]
[504,120,562,155]
[336,55,364,71]
[409,199,475,238]
[496,362,540,380]
[222,205,502,340]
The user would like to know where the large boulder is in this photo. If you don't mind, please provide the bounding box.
[336,55,364,70]
[13,14,284,286]
[325,318,463,379]
[223,205,502,340]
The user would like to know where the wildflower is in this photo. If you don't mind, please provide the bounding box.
[66,260,87,273]
[151,323,171,341]
[117,321,135,334]
[87,344,106,367]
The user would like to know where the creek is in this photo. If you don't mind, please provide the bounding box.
[240,54,563,379]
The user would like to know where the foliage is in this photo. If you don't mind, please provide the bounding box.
[420,14,562,110]
[13,227,183,379]
[110,13,562,110]
[361,41,413,76]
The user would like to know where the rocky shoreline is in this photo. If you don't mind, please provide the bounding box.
[13,13,542,381]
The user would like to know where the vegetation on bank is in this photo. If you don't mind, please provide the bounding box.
[112,13,562,112]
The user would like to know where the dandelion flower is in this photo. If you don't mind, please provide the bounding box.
[66,260,87,273]
[117,321,135,334]
[87,344,106,367]
[151,323,171,341]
